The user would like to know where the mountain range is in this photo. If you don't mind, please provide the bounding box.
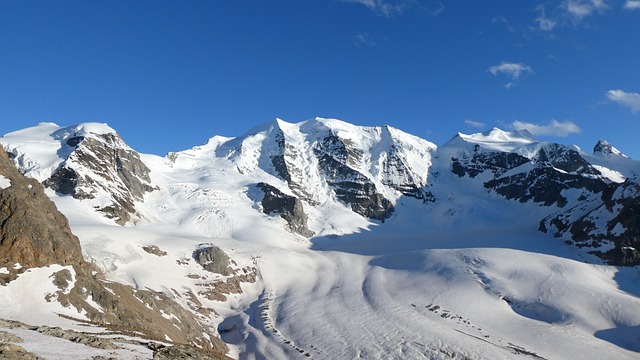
[1,118,639,359]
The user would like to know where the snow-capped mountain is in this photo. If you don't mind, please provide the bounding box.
[2,122,155,224]
[1,118,640,359]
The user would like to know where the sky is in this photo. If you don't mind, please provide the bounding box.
[1,0,639,158]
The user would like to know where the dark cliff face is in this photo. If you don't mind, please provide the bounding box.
[257,182,315,238]
[451,146,530,179]
[268,126,395,221]
[313,133,394,221]
[44,132,155,225]
[485,168,610,208]
[540,179,640,266]
[450,143,640,266]
[0,147,84,272]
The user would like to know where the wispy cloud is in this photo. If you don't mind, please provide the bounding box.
[563,0,608,21]
[464,119,486,129]
[343,0,414,17]
[624,0,640,10]
[511,119,581,137]
[354,32,377,47]
[534,0,610,32]
[492,16,515,32]
[607,89,640,113]
[488,62,533,89]
[535,5,557,31]
[426,2,445,16]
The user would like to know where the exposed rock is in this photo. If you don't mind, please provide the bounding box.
[54,272,229,355]
[0,319,231,360]
[455,143,640,266]
[0,330,22,343]
[142,245,167,257]
[593,139,626,157]
[35,326,118,349]
[193,244,233,275]
[0,147,84,271]
[44,130,156,225]
[541,179,640,266]
[485,168,609,207]
[153,344,232,360]
[596,246,640,266]
[451,147,529,179]
[256,182,315,237]
[314,134,394,221]
[532,144,599,177]
[0,343,42,360]
[197,267,258,302]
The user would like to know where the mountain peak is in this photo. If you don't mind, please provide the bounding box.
[593,139,627,158]
[478,127,535,142]
[50,122,117,143]
[446,127,537,152]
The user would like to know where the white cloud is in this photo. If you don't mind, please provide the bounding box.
[534,1,609,32]
[562,0,608,21]
[511,119,581,137]
[343,0,413,17]
[488,62,533,89]
[464,119,486,128]
[607,90,640,113]
[624,1,640,10]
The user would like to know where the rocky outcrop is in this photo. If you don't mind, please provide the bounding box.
[193,244,233,275]
[153,344,230,360]
[0,318,231,360]
[485,167,610,207]
[257,182,315,237]
[54,271,229,355]
[532,143,599,176]
[0,343,41,360]
[0,147,84,273]
[451,147,530,179]
[44,129,155,225]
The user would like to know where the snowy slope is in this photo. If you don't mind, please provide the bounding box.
[1,119,640,359]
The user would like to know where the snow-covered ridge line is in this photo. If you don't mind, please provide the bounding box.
[2,117,640,359]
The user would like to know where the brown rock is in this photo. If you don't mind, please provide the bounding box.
[0,147,84,270]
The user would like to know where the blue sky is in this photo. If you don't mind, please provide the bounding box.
[1,0,639,157]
